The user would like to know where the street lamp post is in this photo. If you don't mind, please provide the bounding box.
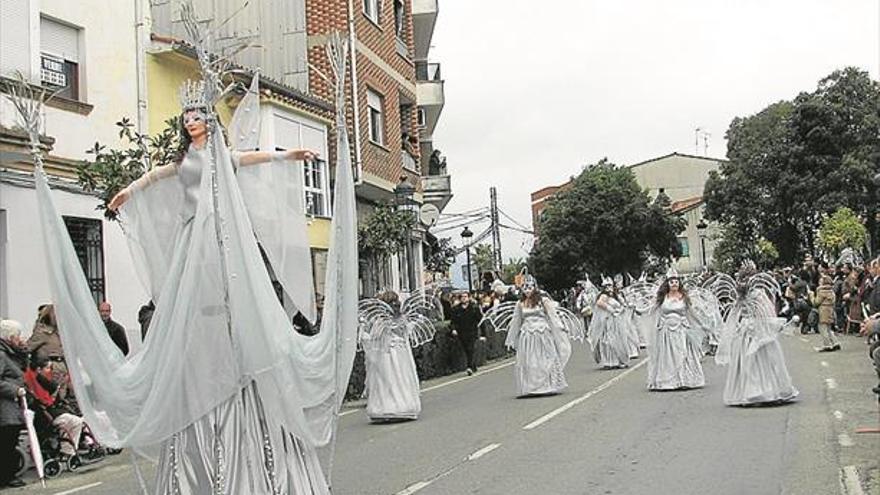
[461,226,474,292]
[696,219,708,269]
[394,175,416,292]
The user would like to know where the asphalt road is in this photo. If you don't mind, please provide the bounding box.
[5,332,878,495]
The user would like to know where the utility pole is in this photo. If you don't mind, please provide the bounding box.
[490,187,502,272]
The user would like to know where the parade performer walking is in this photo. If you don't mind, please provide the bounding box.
[712,265,799,406]
[357,290,442,421]
[13,6,359,492]
[587,276,631,369]
[482,273,584,397]
[639,268,719,390]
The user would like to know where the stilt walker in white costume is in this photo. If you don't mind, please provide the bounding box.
[482,272,584,397]
[10,3,360,492]
[357,290,443,422]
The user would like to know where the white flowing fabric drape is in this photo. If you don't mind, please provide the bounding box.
[34,87,358,462]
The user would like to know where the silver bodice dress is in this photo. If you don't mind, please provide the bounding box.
[587,295,631,369]
[506,302,571,397]
[645,297,705,390]
[363,325,421,421]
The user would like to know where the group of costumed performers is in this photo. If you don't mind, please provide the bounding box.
[11,6,361,492]
[356,290,442,422]
[482,272,585,397]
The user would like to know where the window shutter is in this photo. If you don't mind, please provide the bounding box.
[40,16,79,62]
[0,0,32,77]
[367,89,382,110]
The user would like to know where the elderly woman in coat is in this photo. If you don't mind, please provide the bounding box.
[0,320,27,488]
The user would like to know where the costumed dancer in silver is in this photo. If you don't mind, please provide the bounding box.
[14,7,360,493]
[615,274,642,359]
[711,263,799,406]
[357,290,442,421]
[587,276,631,369]
[482,273,584,397]
[638,267,719,390]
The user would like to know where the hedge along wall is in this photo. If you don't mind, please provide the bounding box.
[345,321,512,400]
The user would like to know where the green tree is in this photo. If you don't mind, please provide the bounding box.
[424,237,457,275]
[529,159,686,291]
[357,204,412,289]
[818,207,867,257]
[704,67,880,264]
[77,117,183,219]
[500,257,526,284]
[472,244,495,273]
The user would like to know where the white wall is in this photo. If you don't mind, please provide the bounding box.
[630,154,722,203]
[0,180,147,337]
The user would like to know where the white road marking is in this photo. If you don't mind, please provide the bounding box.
[825,378,838,390]
[834,410,844,421]
[838,433,854,447]
[800,337,810,343]
[466,443,501,461]
[420,360,515,393]
[339,408,360,417]
[393,442,503,495]
[840,465,865,495]
[395,481,432,495]
[53,482,104,495]
[523,359,648,431]
[820,361,829,368]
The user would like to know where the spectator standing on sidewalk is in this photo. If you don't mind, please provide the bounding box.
[449,292,485,375]
[813,275,841,352]
[0,320,27,488]
[99,301,129,355]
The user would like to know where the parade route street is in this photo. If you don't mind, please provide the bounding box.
[6,333,878,495]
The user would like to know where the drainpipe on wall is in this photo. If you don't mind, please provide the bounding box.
[346,0,364,184]
[134,0,149,163]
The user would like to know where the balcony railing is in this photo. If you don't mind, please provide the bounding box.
[415,61,441,82]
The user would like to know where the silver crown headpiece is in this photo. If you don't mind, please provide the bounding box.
[601,274,613,287]
[665,266,680,280]
[179,79,208,112]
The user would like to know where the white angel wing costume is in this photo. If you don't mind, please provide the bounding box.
[357,291,443,352]
[32,74,359,465]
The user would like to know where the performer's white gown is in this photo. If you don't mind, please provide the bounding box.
[35,122,359,495]
[717,293,798,406]
[587,296,630,369]
[363,330,421,421]
[643,297,706,390]
[506,300,571,396]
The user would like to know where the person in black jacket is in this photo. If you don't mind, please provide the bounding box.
[99,302,129,355]
[449,292,485,375]
[0,320,27,488]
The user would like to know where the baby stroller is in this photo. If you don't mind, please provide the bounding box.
[22,362,115,477]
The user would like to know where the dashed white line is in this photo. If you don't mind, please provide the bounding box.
[393,442,503,495]
[840,465,865,495]
[838,433,854,447]
[825,378,838,390]
[466,443,501,461]
[800,337,810,343]
[53,482,104,495]
[395,481,431,495]
[820,361,829,368]
[523,359,648,431]
[834,410,844,421]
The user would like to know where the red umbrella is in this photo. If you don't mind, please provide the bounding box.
[19,395,46,487]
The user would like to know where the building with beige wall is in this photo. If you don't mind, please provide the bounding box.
[1,0,147,337]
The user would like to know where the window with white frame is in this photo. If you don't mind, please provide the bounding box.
[40,16,81,101]
[363,0,380,24]
[367,89,385,145]
[270,109,331,218]
[303,158,328,217]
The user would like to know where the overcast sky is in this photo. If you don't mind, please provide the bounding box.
[428,0,879,260]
